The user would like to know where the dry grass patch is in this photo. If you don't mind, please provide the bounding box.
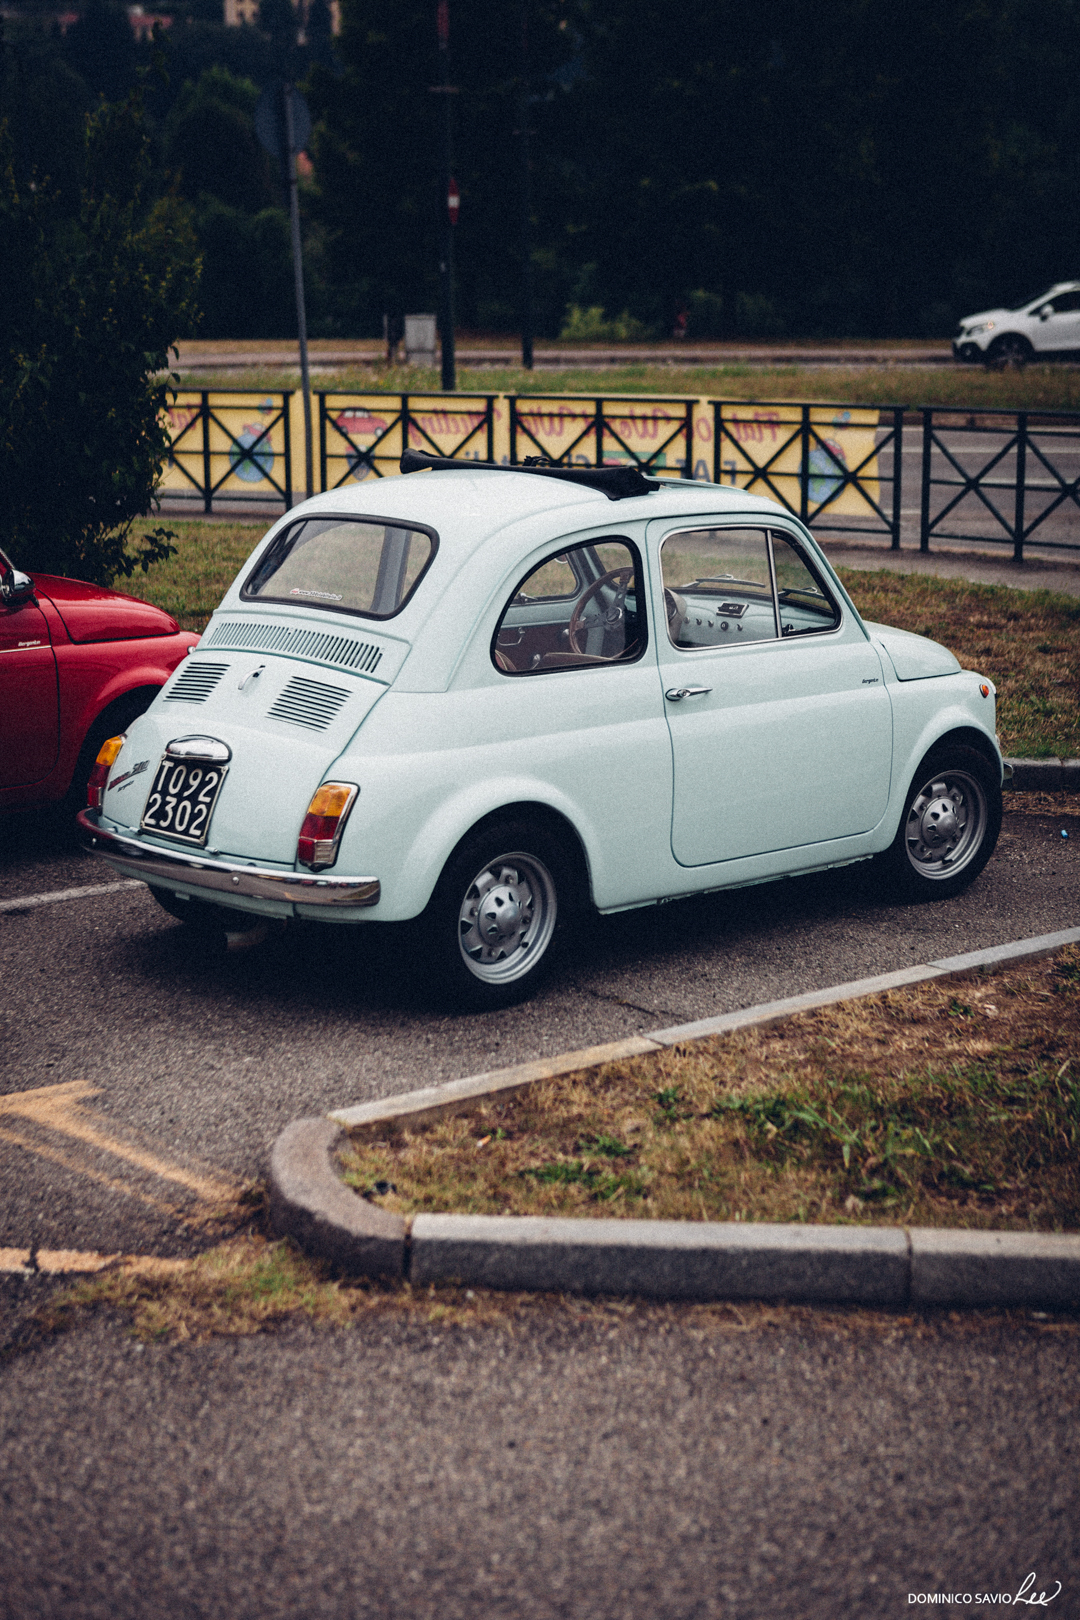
[342,949,1080,1233]
[20,1236,1079,1349]
[28,1234,510,1345]
[835,569,1080,759]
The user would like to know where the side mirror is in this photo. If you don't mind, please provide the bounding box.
[1038,306,1052,321]
[0,567,35,607]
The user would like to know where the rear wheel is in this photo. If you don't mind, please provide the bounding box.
[987,333,1032,369]
[420,817,578,1010]
[880,743,1002,900]
[148,887,280,952]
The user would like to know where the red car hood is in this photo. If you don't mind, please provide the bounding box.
[32,573,180,643]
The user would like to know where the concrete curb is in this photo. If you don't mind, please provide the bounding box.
[269,1118,405,1279]
[1005,757,1080,792]
[330,927,1080,1132]
[269,926,1080,1309]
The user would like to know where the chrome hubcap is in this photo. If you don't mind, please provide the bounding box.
[904,771,987,879]
[457,853,557,984]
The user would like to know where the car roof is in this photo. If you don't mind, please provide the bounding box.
[211,468,799,687]
[280,466,785,540]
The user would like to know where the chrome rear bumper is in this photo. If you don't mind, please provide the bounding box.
[75,810,380,908]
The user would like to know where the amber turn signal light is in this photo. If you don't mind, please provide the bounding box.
[86,734,126,809]
[297,782,358,870]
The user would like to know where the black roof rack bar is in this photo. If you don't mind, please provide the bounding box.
[399,448,660,501]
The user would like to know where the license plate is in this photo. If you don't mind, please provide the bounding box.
[141,756,229,846]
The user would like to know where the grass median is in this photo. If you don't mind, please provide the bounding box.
[341,949,1080,1235]
[174,359,1080,414]
[119,521,1080,760]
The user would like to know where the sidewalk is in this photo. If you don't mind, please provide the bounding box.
[820,540,1080,597]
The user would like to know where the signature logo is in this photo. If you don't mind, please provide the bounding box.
[1013,1574,1063,1607]
[909,1573,1062,1607]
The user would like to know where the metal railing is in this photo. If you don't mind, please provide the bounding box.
[164,391,293,512]
[918,407,1080,559]
[157,389,1080,560]
[711,400,904,548]
[508,395,696,480]
[318,392,496,488]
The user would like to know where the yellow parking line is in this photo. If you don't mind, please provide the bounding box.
[0,1081,238,1208]
[0,1124,187,1217]
[0,1247,191,1275]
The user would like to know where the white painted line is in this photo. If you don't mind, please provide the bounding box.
[0,881,141,915]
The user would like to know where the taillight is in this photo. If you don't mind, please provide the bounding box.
[87,734,125,809]
[297,783,358,870]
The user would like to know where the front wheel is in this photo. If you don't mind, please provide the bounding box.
[880,744,1002,900]
[987,334,1032,369]
[420,818,577,1009]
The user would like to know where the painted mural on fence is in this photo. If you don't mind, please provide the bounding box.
[160,392,881,520]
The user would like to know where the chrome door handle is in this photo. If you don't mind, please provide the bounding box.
[665,686,712,701]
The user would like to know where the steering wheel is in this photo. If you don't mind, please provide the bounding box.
[568,567,637,657]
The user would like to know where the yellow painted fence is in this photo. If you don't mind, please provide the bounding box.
[160,390,897,541]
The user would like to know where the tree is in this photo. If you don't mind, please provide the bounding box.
[0,77,200,583]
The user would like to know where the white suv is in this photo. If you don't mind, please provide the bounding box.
[953,281,1080,365]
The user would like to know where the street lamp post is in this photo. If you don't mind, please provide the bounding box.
[437,0,457,392]
[519,0,534,371]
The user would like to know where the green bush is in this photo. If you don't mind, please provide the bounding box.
[558,304,654,342]
[0,82,199,583]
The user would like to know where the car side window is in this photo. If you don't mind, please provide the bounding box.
[771,533,841,636]
[660,527,778,647]
[660,527,839,648]
[492,538,645,674]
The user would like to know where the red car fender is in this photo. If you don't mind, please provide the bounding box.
[55,633,199,784]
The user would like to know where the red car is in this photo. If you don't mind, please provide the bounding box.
[1,547,199,815]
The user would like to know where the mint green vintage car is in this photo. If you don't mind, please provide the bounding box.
[77,454,1003,1008]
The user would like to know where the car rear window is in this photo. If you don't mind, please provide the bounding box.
[242,516,437,619]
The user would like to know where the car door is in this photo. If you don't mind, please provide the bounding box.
[1033,288,1080,354]
[652,521,893,866]
[0,589,60,788]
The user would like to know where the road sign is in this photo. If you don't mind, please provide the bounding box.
[255,83,312,160]
[447,177,460,226]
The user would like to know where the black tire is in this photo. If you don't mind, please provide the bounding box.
[66,689,156,815]
[879,743,1002,900]
[418,816,580,1010]
[987,333,1032,369]
[148,886,270,943]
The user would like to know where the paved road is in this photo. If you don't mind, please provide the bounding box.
[0,1296,1076,1619]
[172,339,955,371]
[1,798,1077,1261]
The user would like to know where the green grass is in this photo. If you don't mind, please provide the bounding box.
[118,519,262,632]
[175,361,1080,413]
[341,949,1080,1233]
[117,521,1080,760]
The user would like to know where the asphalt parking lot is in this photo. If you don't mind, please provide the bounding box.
[2,796,1077,1261]
[2,801,1078,1619]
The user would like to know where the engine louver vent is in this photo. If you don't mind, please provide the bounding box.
[164,661,229,703]
[267,676,350,731]
[205,619,383,676]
